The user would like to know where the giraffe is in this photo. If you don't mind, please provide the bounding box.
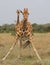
[15,8,42,62]
[15,8,33,57]
[2,8,42,62]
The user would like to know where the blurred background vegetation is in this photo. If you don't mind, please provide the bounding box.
[0,23,50,34]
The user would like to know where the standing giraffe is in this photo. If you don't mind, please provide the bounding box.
[2,8,42,62]
[15,8,42,61]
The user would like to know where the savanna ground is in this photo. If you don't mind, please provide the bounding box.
[0,33,50,65]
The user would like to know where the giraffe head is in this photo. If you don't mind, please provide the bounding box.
[23,8,29,20]
[20,8,29,21]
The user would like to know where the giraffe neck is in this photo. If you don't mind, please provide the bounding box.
[17,14,19,24]
[22,19,27,32]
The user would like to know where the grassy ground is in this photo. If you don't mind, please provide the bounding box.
[0,33,50,65]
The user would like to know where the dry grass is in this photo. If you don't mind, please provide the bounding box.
[0,33,50,65]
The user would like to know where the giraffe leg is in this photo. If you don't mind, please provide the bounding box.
[18,39,22,58]
[29,35,42,62]
[2,37,18,61]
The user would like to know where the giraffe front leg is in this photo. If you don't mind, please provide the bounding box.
[29,35,42,62]
[2,36,18,61]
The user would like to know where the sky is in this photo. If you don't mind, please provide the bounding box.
[0,0,50,25]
